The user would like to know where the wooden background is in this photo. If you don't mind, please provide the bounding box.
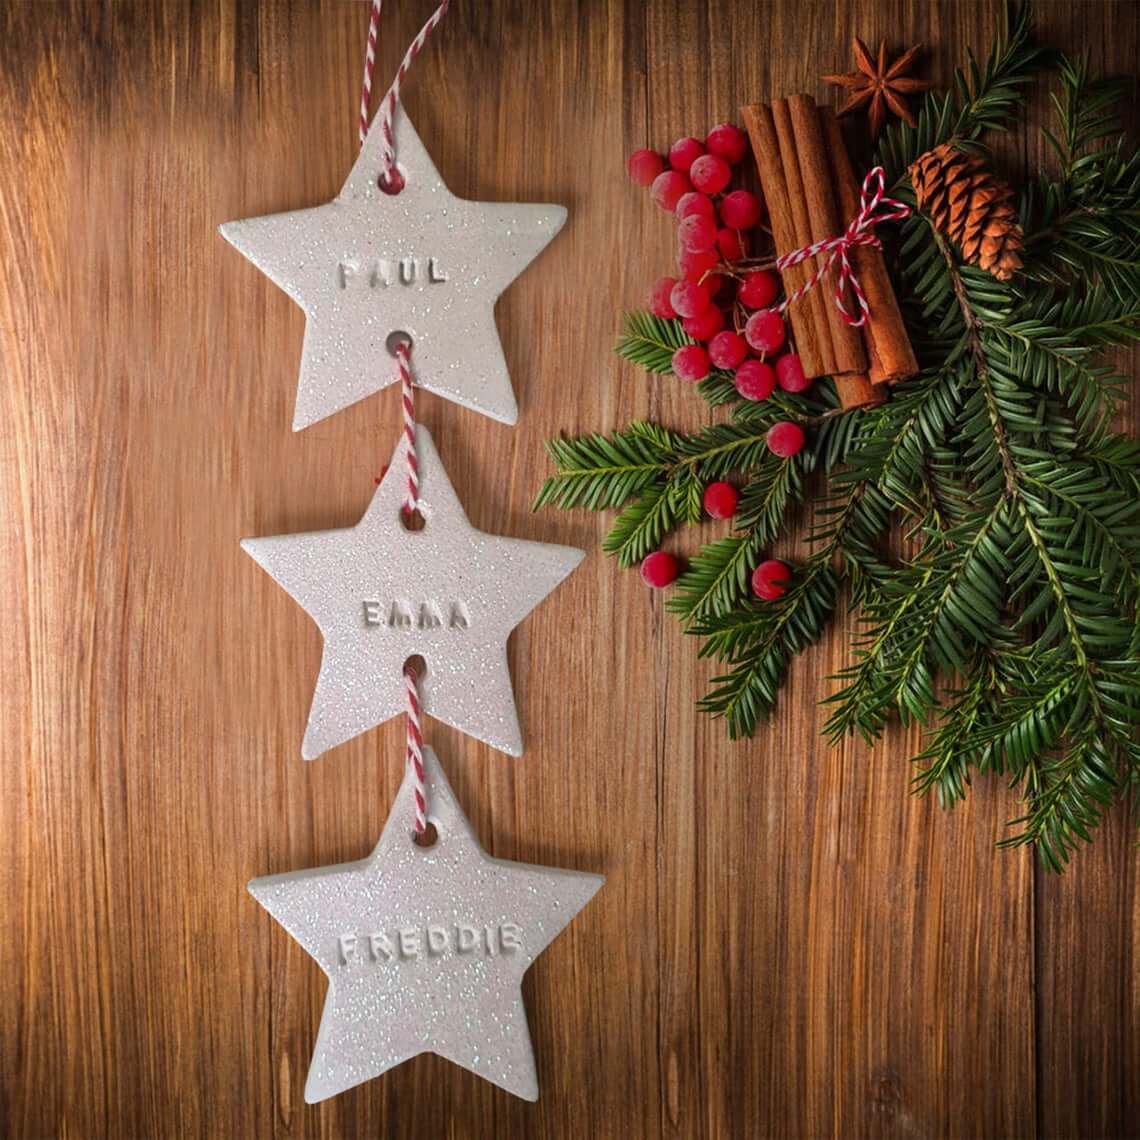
[1,1,1138,1137]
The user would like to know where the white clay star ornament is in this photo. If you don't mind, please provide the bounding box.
[249,745,604,1102]
[219,110,566,429]
[241,426,584,759]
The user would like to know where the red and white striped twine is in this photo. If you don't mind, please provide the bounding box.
[358,3,449,833]
[397,340,422,830]
[358,0,451,188]
[404,661,427,834]
[396,341,418,514]
[357,0,383,148]
[775,166,911,328]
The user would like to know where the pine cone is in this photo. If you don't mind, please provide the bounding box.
[909,143,1023,281]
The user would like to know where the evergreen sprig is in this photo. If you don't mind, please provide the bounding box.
[615,311,740,405]
[614,309,693,373]
[876,1,1049,187]
[536,4,1140,867]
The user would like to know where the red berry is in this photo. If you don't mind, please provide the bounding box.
[775,353,810,393]
[672,344,711,381]
[745,309,787,355]
[683,306,724,341]
[627,148,665,187]
[767,421,805,458]
[669,278,712,318]
[689,153,732,194]
[752,559,790,601]
[705,123,748,164]
[738,270,779,310]
[734,359,777,401]
[703,272,727,297]
[676,191,716,221]
[668,137,705,173]
[649,275,679,319]
[708,329,748,369]
[678,213,718,253]
[651,170,692,211]
[716,227,749,260]
[719,189,762,230]
[703,481,740,519]
[641,550,680,588]
[677,246,719,282]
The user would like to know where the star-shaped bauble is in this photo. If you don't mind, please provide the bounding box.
[241,426,583,759]
[249,745,604,1102]
[219,109,566,429]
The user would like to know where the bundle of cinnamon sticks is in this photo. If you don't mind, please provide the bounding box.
[740,94,917,409]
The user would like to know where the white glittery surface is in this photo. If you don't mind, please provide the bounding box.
[241,426,584,759]
[249,745,603,1102]
[218,109,566,429]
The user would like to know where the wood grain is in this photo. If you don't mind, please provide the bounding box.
[0,1,1137,1137]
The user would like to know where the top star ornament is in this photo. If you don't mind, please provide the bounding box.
[219,109,566,429]
[249,745,604,1102]
[241,425,583,759]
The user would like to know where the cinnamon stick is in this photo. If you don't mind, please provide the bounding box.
[788,94,867,377]
[740,103,827,379]
[836,372,886,409]
[819,106,918,384]
[771,98,838,377]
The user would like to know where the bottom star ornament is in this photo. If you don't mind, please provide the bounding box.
[248,746,604,1102]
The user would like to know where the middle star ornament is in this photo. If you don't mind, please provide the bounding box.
[242,426,584,759]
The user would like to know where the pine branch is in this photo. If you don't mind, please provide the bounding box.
[694,559,839,738]
[912,230,1135,854]
[533,422,680,511]
[825,196,1140,863]
[876,2,1048,186]
[601,483,682,568]
[950,2,1047,139]
[615,310,741,407]
[537,417,814,571]
[841,362,965,515]
[1044,54,1125,180]
[987,320,1125,437]
[614,310,692,374]
[825,574,933,744]
[535,6,1140,867]
[910,651,1000,807]
[1022,63,1140,293]
[697,372,741,407]
[997,726,1122,871]
[667,535,762,625]
[674,422,782,479]
[734,454,803,544]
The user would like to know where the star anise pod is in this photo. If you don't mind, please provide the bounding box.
[823,37,934,139]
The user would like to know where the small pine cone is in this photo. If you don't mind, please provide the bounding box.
[909,142,1023,281]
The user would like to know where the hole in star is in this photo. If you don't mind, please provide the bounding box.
[386,329,413,358]
[400,507,426,531]
[378,164,406,195]
[413,821,439,848]
[403,654,427,680]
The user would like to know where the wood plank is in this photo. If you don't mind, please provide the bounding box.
[1026,5,1140,1137]
[0,1,1135,1137]
[643,1,1035,1136]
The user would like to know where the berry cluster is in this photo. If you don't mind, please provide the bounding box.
[626,127,811,426]
[626,126,804,601]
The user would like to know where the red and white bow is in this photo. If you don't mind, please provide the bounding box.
[775,166,910,328]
